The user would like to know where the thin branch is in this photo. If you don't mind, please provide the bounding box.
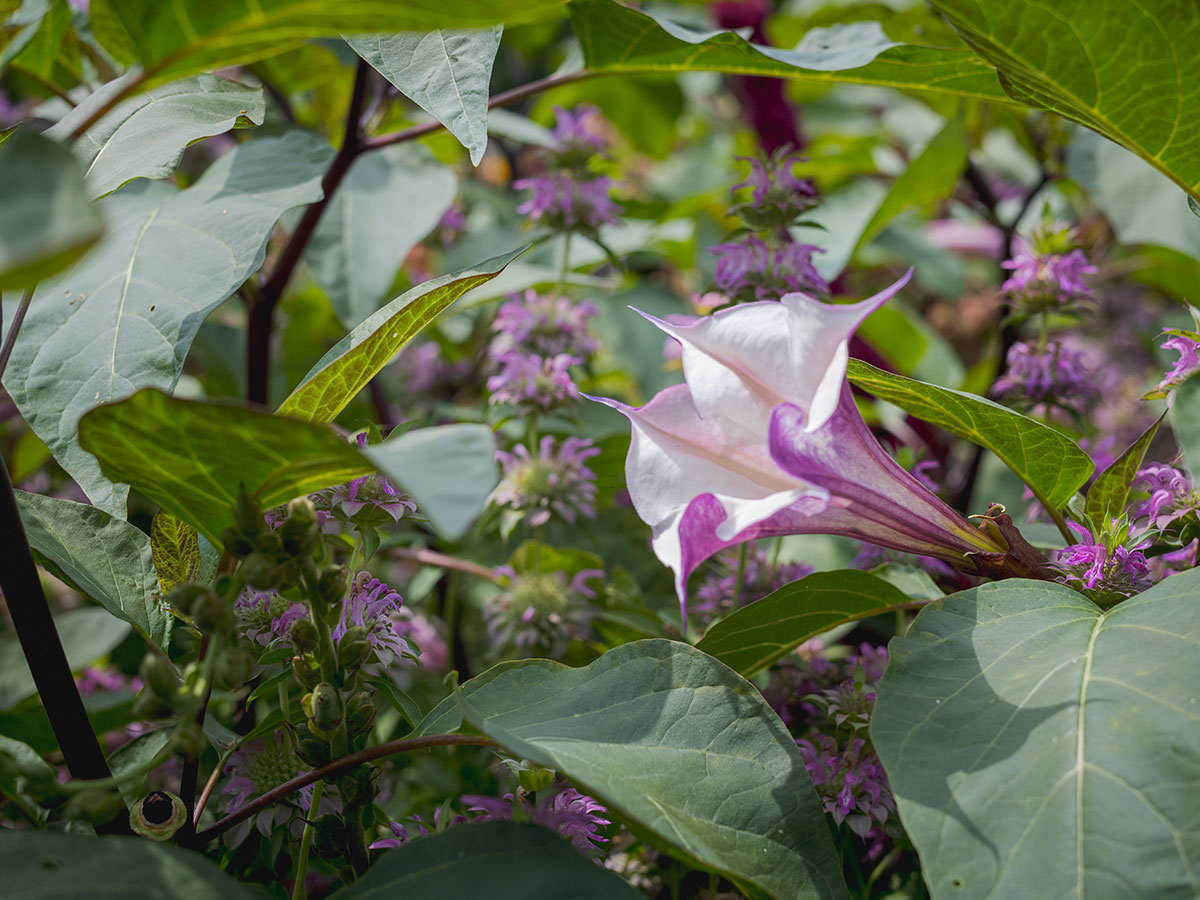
[194,734,494,843]
[0,286,35,383]
[391,546,501,583]
[363,70,589,152]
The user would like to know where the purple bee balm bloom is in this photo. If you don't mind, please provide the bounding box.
[334,573,411,666]
[235,590,308,646]
[711,236,828,302]
[730,146,817,227]
[550,104,607,155]
[1001,243,1096,306]
[488,352,581,411]
[1131,463,1194,528]
[312,433,417,529]
[1056,521,1150,598]
[464,785,611,854]
[221,733,338,846]
[484,567,601,658]
[850,542,959,582]
[514,172,621,232]
[493,435,600,528]
[590,270,1022,622]
[993,340,1097,411]
[491,290,599,358]
[370,807,469,849]
[797,734,895,835]
[1153,332,1200,393]
[76,665,138,696]
[692,545,813,626]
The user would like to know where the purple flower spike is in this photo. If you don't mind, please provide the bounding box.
[1131,464,1194,529]
[1001,242,1096,307]
[464,785,610,854]
[550,104,607,154]
[333,574,411,666]
[1153,332,1200,394]
[235,590,309,647]
[221,734,339,846]
[484,567,601,657]
[491,290,598,358]
[311,433,417,529]
[730,146,817,227]
[993,340,1096,412]
[711,236,828,302]
[1056,521,1149,599]
[487,352,581,412]
[514,172,621,232]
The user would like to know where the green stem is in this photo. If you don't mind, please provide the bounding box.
[1037,311,1049,352]
[291,780,324,900]
[558,231,573,291]
[279,680,292,725]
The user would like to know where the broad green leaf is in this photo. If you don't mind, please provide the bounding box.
[107,726,171,804]
[791,179,888,282]
[695,570,917,677]
[0,607,130,710]
[304,144,457,327]
[1084,414,1163,527]
[365,424,498,541]
[14,490,170,648]
[1172,376,1200,480]
[47,73,266,199]
[847,359,1094,509]
[362,674,424,728]
[569,0,1009,102]
[4,131,329,515]
[1067,128,1200,262]
[347,27,502,166]
[0,128,103,291]
[859,118,968,245]
[451,640,849,900]
[0,0,49,70]
[77,389,372,546]
[5,0,68,79]
[332,821,643,899]
[0,733,55,783]
[1,831,260,899]
[279,246,524,423]
[150,511,201,594]
[931,0,1200,202]
[87,0,567,89]
[871,573,1200,899]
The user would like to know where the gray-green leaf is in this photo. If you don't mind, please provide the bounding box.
[1084,414,1162,527]
[1,831,261,899]
[0,128,103,291]
[871,573,1200,898]
[451,639,849,900]
[4,131,329,515]
[305,143,457,326]
[15,490,170,648]
[365,423,497,541]
[331,821,643,899]
[847,359,1094,509]
[47,73,266,199]
[347,27,501,166]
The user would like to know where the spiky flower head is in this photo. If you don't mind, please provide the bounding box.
[1056,521,1150,605]
[484,567,601,658]
[221,733,336,846]
[493,436,600,528]
[1001,231,1096,313]
[491,290,598,359]
[487,352,581,412]
[333,573,412,666]
[370,806,469,850]
[692,544,813,627]
[730,145,818,229]
[993,340,1097,414]
[235,590,308,647]
[310,433,417,530]
[711,235,828,303]
[1146,329,1200,397]
[464,784,611,854]
[514,173,621,233]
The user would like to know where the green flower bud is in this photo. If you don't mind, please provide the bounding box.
[312,814,348,860]
[215,647,257,689]
[166,584,209,617]
[344,691,377,736]
[130,690,174,721]
[280,498,321,557]
[296,736,331,768]
[139,653,179,701]
[65,788,125,826]
[308,682,343,734]
[174,722,209,760]
[290,618,318,654]
[20,775,67,807]
[220,527,255,559]
[339,765,378,808]
[316,565,347,607]
[292,654,321,690]
[189,592,231,633]
[516,763,556,794]
[240,552,284,591]
[336,626,372,673]
[130,790,187,841]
